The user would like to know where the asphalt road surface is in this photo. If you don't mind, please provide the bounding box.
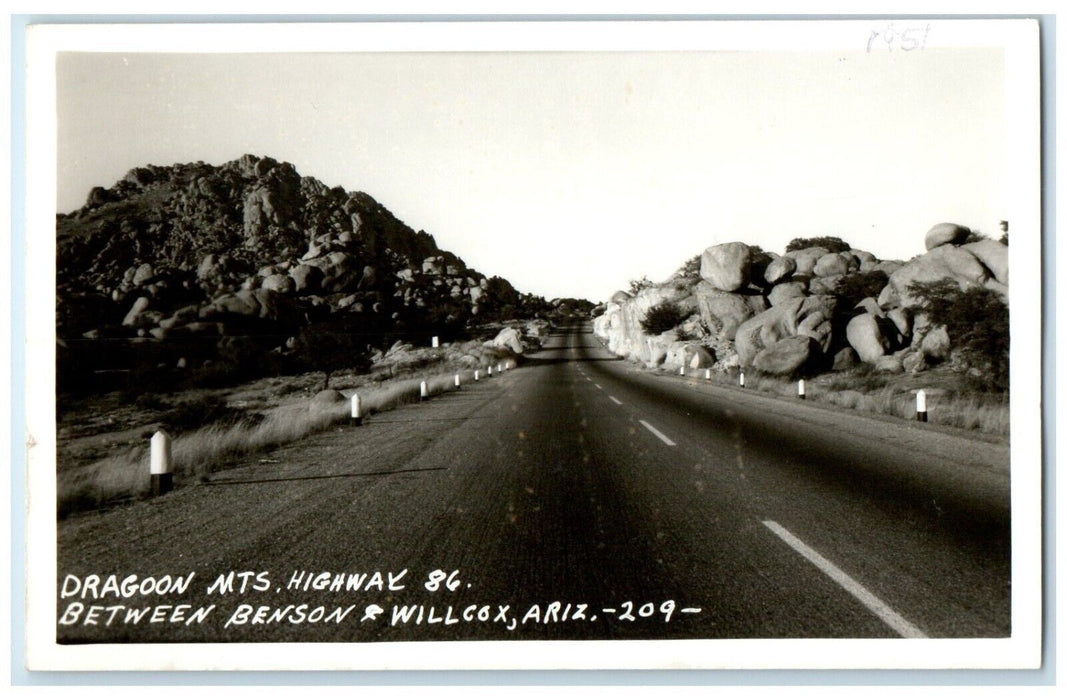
[56,321,1010,643]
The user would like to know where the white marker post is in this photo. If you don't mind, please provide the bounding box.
[487,365,493,377]
[454,373,461,389]
[350,393,363,426]
[916,389,928,422]
[150,429,173,496]
[420,380,429,401]
[474,370,480,381]
[739,371,745,388]
[705,369,711,380]
[797,378,806,400]
[679,366,685,376]
[431,336,439,348]
[497,363,503,373]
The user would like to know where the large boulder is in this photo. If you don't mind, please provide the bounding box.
[874,355,905,373]
[963,239,1009,285]
[920,325,951,361]
[763,256,797,284]
[261,273,295,294]
[699,242,752,292]
[870,260,904,277]
[646,335,671,366]
[132,263,155,287]
[488,327,524,354]
[665,342,715,369]
[853,297,883,318]
[199,289,288,321]
[290,264,324,293]
[925,222,971,250]
[879,245,992,308]
[693,281,765,339]
[785,246,830,276]
[813,252,853,278]
[734,295,836,366]
[887,308,911,338]
[767,281,807,306]
[122,296,151,327]
[851,249,877,267]
[846,313,891,363]
[753,336,819,376]
[808,274,844,296]
[832,347,859,371]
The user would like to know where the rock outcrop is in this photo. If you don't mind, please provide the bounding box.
[592,222,1009,378]
[57,155,560,354]
[56,155,577,393]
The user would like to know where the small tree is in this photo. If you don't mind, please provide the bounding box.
[641,300,688,335]
[292,317,372,390]
[907,280,1009,391]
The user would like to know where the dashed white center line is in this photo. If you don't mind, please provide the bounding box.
[761,520,927,639]
[639,420,676,446]
[594,383,602,390]
[608,396,623,405]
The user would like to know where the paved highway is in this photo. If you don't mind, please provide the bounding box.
[56,321,1010,643]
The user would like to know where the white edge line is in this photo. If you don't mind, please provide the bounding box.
[608,396,623,405]
[638,419,676,446]
[761,520,927,639]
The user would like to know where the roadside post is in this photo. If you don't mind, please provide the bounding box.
[420,380,429,401]
[432,336,439,348]
[916,389,928,422]
[797,379,806,400]
[350,393,363,426]
[739,371,745,388]
[150,430,173,497]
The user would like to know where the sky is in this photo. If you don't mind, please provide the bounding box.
[56,48,1008,302]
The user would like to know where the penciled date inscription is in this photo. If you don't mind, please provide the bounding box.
[866,22,932,53]
[57,570,702,632]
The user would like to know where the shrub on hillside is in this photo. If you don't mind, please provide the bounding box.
[907,279,1009,391]
[677,256,702,280]
[629,276,654,295]
[785,236,851,253]
[641,301,688,335]
[835,270,889,309]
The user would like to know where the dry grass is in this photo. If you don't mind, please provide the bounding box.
[56,366,499,518]
[674,366,1009,437]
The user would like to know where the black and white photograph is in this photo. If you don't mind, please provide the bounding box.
[21,18,1043,672]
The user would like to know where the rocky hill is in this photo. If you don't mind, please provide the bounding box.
[57,155,567,391]
[593,226,1009,385]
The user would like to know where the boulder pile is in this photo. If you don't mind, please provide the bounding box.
[593,225,1008,377]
